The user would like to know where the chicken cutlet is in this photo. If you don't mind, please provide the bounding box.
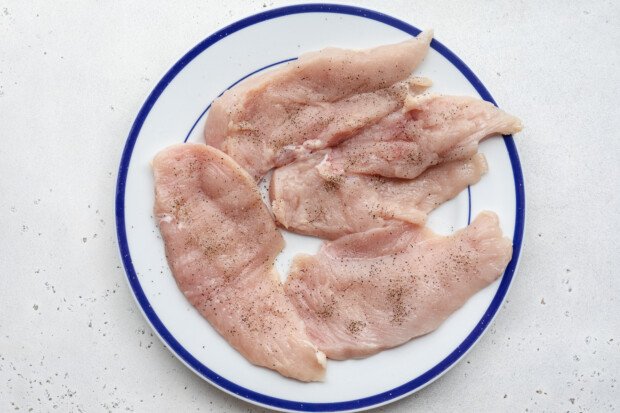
[204,31,433,179]
[284,212,512,360]
[153,143,326,381]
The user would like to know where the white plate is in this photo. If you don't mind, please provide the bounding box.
[115,4,525,412]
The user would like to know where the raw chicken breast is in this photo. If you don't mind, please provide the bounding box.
[284,212,512,360]
[153,143,326,381]
[204,31,433,180]
[318,94,522,179]
[271,152,487,239]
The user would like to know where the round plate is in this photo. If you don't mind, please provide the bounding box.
[115,4,524,412]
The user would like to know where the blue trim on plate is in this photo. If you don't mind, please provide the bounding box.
[467,186,472,225]
[183,57,297,143]
[115,3,525,412]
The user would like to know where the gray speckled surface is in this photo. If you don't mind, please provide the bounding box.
[0,0,618,411]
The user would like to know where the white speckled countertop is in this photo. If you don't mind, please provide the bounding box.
[1,1,618,411]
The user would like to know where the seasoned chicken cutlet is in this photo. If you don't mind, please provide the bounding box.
[285,212,512,360]
[318,94,522,179]
[204,31,433,179]
[271,152,488,239]
[153,143,325,381]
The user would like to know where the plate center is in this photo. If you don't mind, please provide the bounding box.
[259,171,323,282]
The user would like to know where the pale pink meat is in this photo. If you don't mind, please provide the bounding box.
[153,143,325,381]
[318,93,523,179]
[284,212,513,360]
[204,31,433,180]
[270,152,487,239]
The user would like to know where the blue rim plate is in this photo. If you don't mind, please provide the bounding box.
[115,4,524,412]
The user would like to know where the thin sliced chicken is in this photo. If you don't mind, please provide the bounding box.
[153,143,325,382]
[271,152,487,239]
[204,31,433,180]
[318,94,522,179]
[285,212,512,360]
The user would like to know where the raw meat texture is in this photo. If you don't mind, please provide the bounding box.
[318,93,523,179]
[284,212,512,360]
[204,31,434,180]
[153,143,326,381]
[270,152,487,239]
